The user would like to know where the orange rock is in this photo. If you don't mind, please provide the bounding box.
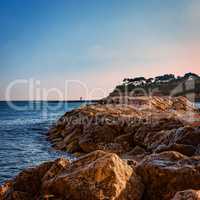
[0,181,12,200]
[1,151,144,200]
[136,151,200,200]
[42,150,144,200]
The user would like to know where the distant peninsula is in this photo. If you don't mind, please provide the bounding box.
[106,72,200,102]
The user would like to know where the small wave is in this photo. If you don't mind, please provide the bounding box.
[196,103,200,108]
[0,101,84,184]
[0,114,60,126]
[0,118,47,126]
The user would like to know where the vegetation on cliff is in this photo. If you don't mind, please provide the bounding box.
[108,73,200,102]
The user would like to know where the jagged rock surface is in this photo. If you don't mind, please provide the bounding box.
[136,151,200,200]
[1,96,200,200]
[0,150,144,200]
[47,96,199,157]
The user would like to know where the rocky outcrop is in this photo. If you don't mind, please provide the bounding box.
[2,151,200,200]
[47,96,199,158]
[0,150,144,200]
[1,96,200,200]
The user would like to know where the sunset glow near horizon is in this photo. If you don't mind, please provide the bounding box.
[1,0,200,100]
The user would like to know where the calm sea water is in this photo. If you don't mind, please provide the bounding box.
[0,101,86,184]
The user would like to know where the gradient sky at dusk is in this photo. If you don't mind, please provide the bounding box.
[1,0,200,100]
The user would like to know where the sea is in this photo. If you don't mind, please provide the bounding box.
[0,101,87,184]
[0,101,199,184]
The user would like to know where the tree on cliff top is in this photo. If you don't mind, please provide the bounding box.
[184,72,199,79]
[123,77,146,86]
[155,74,175,83]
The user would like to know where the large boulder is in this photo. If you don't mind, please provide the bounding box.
[42,150,144,200]
[0,159,68,200]
[0,151,144,200]
[136,151,200,200]
[12,161,54,195]
[154,143,196,156]
[172,126,200,146]
[133,125,200,157]
[78,124,124,153]
[133,118,184,150]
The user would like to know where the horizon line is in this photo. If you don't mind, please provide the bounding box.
[0,99,100,102]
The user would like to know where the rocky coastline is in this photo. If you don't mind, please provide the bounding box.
[1,96,200,200]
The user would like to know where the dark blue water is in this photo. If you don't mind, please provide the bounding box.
[0,101,85,184]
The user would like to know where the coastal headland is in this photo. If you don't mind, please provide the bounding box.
[1,96,200,200]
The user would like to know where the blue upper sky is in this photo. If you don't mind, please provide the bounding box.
[1,0,200,100]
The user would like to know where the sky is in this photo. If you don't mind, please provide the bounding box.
[1,0,200,100]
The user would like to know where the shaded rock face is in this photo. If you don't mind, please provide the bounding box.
[136,151,200,200]
[43,150,144,200]
[153,126,200,156]
[172,189,200,200]
[0,162,53,199]
[0,151,144,200]
[0,160,59,200]
[154,143,196,156]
